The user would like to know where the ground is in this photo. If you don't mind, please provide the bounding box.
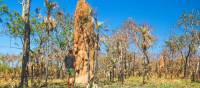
[99,77,200,88]
[0,77,200,88]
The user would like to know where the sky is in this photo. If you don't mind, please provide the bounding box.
[0,0,200,55]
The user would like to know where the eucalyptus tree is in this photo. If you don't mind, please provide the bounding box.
[43,0,57,85]
[131,22,155,84]
[104,35,119,82]
[51,12,74,79]
[102,19,135,82]
[91,15,105,83]
[165,36,182,78]
[178,10,200,78]
[20,0,31,87]
[0,0,38,86]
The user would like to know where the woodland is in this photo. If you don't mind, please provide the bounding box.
[0,0,200,88]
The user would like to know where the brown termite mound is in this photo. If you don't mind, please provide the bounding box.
[74,0,95,85]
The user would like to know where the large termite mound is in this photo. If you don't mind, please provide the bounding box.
[74,0,95,84]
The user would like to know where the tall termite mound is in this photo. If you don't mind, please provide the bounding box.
[74,0,95,84]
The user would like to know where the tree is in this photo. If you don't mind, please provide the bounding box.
[165,36,181,78]
[20,0,31,87]
[131,22,155,84]
[178,10,200,78]
[52,12,74,79]
[43,0,57,85]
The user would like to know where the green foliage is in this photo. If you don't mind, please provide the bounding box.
[51,13,73,50]
[0,1,8,23]
[5,10,39,37]
[6,11,24,37]
[0,4,8,14]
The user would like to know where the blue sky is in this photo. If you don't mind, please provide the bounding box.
[0,0,200,55]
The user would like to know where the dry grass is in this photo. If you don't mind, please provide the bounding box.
[99,76,200,88]
[0,78,68,88]
[0,77,200,88]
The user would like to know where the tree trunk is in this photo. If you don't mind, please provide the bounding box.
[31,63,34,86]
[142,49,149,84]
[124,53,127,78]
[142,57,146,84]
[112,66,115,82]
[132,52,135,76]
[196,60,200,79]
[44,0,52,85]
[184,57,189,78]
[94,30,99,83]
[56,61,61,79]
[20,0,31,87]
[184,46,191,78]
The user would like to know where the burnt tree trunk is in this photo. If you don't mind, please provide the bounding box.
[196,60,200,80]
[142,49,149,84]
[184,45,191,78]
[132,52,136,76]
[94,29,99,83]
[20,0,31,87]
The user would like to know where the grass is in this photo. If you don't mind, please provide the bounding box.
[0,77,200,88]
[99,76,200,88]
[0,79,68,88]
